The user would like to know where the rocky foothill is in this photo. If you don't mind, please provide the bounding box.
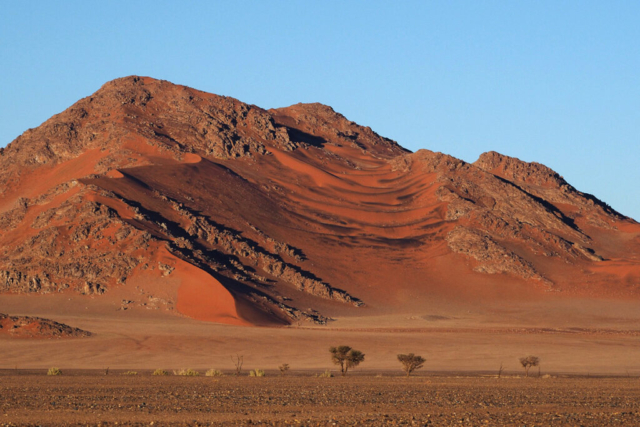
[0,313,90,338]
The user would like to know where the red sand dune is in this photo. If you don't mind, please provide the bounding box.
[0,76,639,329]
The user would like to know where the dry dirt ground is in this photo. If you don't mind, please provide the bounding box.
[3,294,640,375]
[1,373,640,426]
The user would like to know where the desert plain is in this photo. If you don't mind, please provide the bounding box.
[3,291,640,424]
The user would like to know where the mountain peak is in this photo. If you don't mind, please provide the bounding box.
[475,151,567,189]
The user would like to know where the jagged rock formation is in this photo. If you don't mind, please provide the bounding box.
[0,313,91,338]
[0,76,638,326]
[1,192,142,295]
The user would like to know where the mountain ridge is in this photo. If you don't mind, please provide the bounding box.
[1,76,638,327]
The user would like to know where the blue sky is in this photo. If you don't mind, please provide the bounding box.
[1,1,639,219]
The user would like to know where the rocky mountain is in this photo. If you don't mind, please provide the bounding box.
[1,76,638,326]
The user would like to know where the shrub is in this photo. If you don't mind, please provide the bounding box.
[329,345,365,376]
[397,353,426,377]
[152,369,169,376]
[174,368,200,376]
[122,371,138,376]
[249,369,265,377]
[184,369,200,376]
[206,369,224,377]
[317,369,334,378]
[47,367,62,376]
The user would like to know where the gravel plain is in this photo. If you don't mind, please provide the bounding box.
[1,371,640,425]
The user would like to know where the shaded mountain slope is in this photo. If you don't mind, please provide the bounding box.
[1,76,639,326]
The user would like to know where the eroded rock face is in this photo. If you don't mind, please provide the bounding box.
[391,149,615,283]
[1,76,638,326]
[446,226,547,283]
[474,151,624,228]
[0,190,142,295]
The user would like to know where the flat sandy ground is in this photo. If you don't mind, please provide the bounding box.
[3,294,640,375]
[1,372,640,425]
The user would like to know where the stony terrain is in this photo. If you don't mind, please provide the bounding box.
[0,75,639,327]
[1,373,639,425]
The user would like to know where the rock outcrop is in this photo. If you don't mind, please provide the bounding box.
[0,313,91,338]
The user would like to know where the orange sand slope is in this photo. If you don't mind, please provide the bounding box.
[0,75,639,331]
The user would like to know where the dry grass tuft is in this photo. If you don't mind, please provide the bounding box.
[47,367,62,376]
[174,368,200,376]
[317,369,334,378]
[206,369,224,377]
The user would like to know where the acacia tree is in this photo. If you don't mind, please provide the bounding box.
[519,355,540,377]
[397,353,426,377]
[329,346,365,376]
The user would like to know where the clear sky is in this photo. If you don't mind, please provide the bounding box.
[1,1,639,219]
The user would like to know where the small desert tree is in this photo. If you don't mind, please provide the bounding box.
[519,355,540,377]
[397,353,426,377]
[329,345,365,376]
[231,354,244,376]
[279,363,290,376]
